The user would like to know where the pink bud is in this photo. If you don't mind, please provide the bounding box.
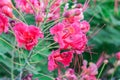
[96,53,105,68]
[63,11,71,18]
[74,10,81,16]
[116,52,120,60]
[76,4,83,8]
[35,15,44,22]
[104,60,108,64]
[2,6,13,18]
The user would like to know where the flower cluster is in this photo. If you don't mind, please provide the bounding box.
[50,1,90,54]
[0,0,101,80]
[55,60,98,80]
[48,0,90,76]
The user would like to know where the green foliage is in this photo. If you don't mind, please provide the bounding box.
[83,0,120,79]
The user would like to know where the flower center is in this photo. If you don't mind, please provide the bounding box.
[62,26,75,39]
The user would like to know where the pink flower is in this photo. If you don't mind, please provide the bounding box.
[13,22,43,50]
[50,22,88,54]
[48,50,73,71]
[116,52,120,60]
[80,60,98,80]
[0,0,13,18]
[0,13,9,34]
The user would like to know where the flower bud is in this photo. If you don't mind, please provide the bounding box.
[63,11,71,18]
[10,20,15,27]
[2,6,13,18]
[116,52,120,60]
[104,60,108,64]
[76,4,83,8]
[35,15,44,22]
[74,10,81,16]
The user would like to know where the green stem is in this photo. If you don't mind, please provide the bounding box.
[111,61,118,80]
[19,50,33,80]
[0,64,12,75]
[11,50,14,80]
[37,73,54,80]
[39,42,57,52]
[41,0,53,28]
[13,16,24,23]
[97,63,106,79]
[12,5,27,24]
[11,39,17,80]
[43,17,64,32]
[27,0,37,14]
[35,34,52,48]
[31,42,57,58]
[0,37,14,48]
